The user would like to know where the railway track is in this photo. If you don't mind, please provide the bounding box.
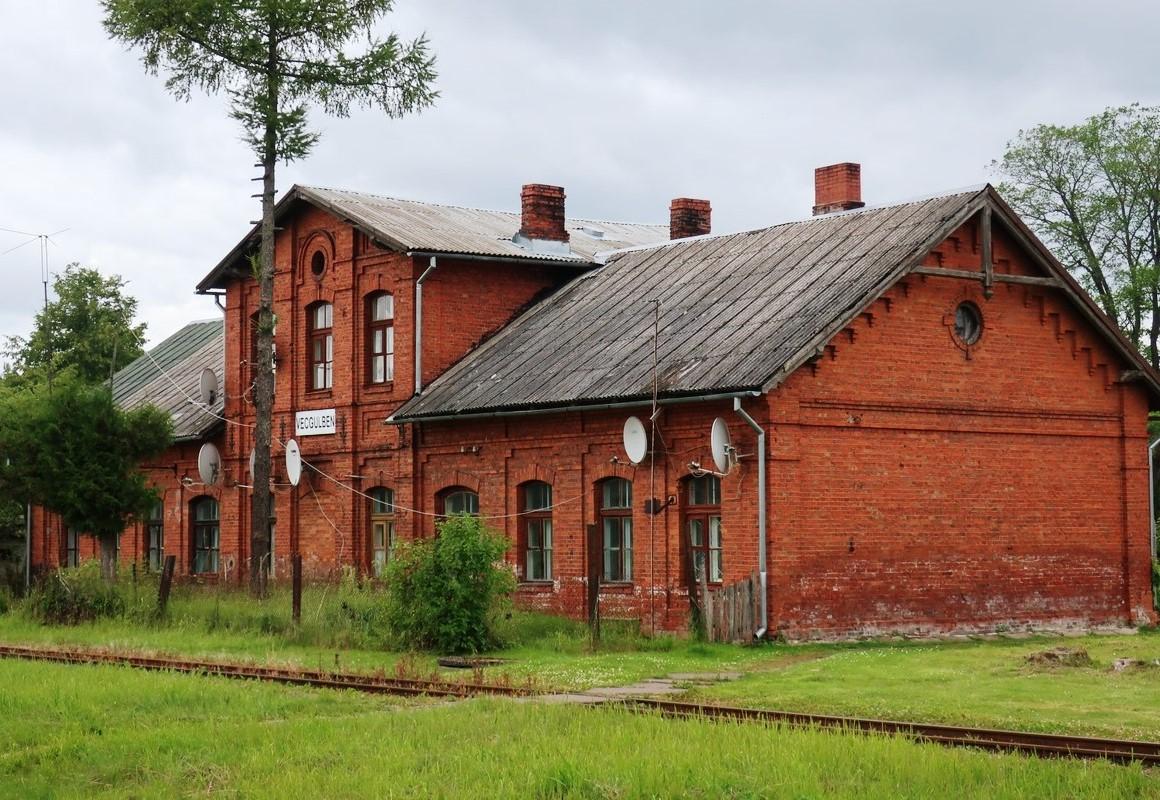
[3,643,1158,766]
[0,644,535,698]
[623,698,1160,766]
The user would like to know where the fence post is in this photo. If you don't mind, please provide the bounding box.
[157,555,176,616]
[292,554,302,625]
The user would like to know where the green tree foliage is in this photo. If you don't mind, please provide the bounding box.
[0,374,172,580]
[102,0,437,594]
[995,104,1160,367]
[0,498,25,595]
[4,264,146,386]
[383,515,516,654]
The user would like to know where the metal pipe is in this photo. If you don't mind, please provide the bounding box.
[387,390,762,425]
[733,396,768,640]
[1150,438,1160,561]
[24,502,30,593]
[414,256,437,395]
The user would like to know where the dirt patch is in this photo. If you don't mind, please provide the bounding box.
[1111,657,1160,673]
[1025,647,1092,668]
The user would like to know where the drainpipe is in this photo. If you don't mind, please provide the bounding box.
[1150,438,1160,561]
[24,502,31,593]
[414,256,437,395]
[733,396,768,640]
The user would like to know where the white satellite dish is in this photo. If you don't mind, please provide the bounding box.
[198,368,219,406]
[248,448,256,480]
[197,442,221,486]
[285,439,302,487]
[623,416,648,464]
[710,417,732,474]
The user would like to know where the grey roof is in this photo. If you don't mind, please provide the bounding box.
[392,185,1160,422]
[197,185,669,292]
[111,319,224,442]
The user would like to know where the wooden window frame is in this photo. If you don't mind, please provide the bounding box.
[146,500,164,572]
[64,527,79,568]
[369,487,396,576]
[684,475,723,587]
[519,481,552,582]
[439,486,479,518]
[307,301,333,392]
[598,478,633,583]
[366,292,395,386]
[191,496,220,575]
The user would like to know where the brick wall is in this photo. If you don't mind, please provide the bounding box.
[27,203,1156,640]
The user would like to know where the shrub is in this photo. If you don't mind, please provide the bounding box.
[26,562,125,624]
[383,514,516,654]
[1153,559,1159,614]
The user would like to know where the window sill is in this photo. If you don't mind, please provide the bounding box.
[517,581,554,592]
[362,381,394,391]
[598,582,634,593]
[304,389,333,399]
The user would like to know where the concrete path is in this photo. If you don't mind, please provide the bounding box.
[532,671,741,705]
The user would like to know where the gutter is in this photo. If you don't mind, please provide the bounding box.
[387,390,761,425]
[732,396,769,641]
[414,257,438,394]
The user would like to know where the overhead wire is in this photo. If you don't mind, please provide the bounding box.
[140,346,591,521]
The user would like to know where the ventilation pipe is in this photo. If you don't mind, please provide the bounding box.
[733,396,768,640]
[414,256,437,395]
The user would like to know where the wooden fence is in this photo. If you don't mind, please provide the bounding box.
[695,570,761,644]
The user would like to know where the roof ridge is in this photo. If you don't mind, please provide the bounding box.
[595,185,990,263]
[297,185,665,229]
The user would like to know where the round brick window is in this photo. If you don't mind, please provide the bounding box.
[954,302,982,345]
[310,250,326,279]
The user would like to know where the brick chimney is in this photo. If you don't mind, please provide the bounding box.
[813,162,865,216]
[520,184,569,242]
[670,198,711,240]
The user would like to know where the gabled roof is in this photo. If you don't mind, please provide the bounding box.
[196,185,669,292]
[111,319,224,442]
[391,185,1160,422]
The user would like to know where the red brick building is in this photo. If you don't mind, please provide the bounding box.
[30,165,1160,639]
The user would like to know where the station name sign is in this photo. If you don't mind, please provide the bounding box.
[295,408,336,437]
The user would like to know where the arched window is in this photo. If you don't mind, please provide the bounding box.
[190,496,220,574]
[519,481,552,582]
[307,302,333,390]
[439,486,479,517]
[598,478,632,582]
[366,292,395,384]
[684,474,722,585]
[146,500,164,572]
[369,487,396,576]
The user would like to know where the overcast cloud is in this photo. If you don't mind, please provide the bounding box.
[1,1,1157,347]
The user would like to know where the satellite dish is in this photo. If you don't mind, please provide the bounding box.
[285,439,302,487]
[710,417,732,474]
[197,443,221,486]
[623,416,648,464]
[248,448,256,480]
[198,368,219,406]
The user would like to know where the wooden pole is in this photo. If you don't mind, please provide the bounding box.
[157,555,176,616]
[292,554,302,625]
[586,524,600,645]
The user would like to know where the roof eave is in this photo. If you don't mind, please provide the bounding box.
[389,387,763,425]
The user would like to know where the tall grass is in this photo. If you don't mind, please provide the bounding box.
[1,659,1154,799]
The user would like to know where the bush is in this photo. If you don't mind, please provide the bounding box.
[383,514,516,654]
[1153,560,1159,614]
[27,562,126,624]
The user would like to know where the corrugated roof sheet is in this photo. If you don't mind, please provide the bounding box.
[111,319,224,442]
[197,185,669,291]
[391,189,987,420]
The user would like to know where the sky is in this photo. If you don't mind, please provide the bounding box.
[1,0,1157,348]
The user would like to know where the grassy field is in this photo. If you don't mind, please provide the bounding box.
[2,659,1157,799]
[5,581,1160,742]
